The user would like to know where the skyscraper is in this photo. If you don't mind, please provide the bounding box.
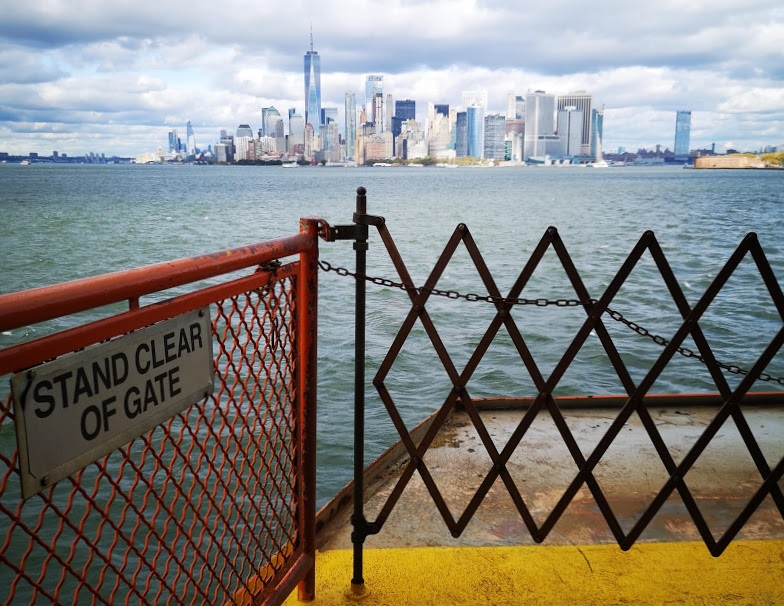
[236,124,254,139]
[345,92,357,162]
[289,111,305,155]
[483,114,505,160]
[168,129,179,153]
[186,121,196,156]
[455,112,468,157]
[393,99,415,134]
[557,107,583,158]
[365,76,383,126]
[524,90,558,160]
[261,107,270,137]
[557,92,592,156]
[590,107,604,161]
[264,107,283,139]
[304,32,321,128]
[321,107,338,126]
[674,111,691,156]
[433,104,449,118]
[466,105,485,158]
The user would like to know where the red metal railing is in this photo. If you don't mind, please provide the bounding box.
[0,219,320,605]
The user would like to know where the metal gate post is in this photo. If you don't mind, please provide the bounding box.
[351,187,369,593]
[297,218,320,602]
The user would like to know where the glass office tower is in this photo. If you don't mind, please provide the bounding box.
[304,34,321,128]
[674,111,691,156]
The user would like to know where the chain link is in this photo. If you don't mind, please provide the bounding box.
[318,259,784,386]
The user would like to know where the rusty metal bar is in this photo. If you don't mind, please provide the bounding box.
[297,218,320,601]
[0,233,313,332]
[0,265,296,376]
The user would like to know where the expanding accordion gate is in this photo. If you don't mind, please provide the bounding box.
[318,188,784,589]
[0,220,320,605]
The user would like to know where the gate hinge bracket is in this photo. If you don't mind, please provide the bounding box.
[320,223,359,242]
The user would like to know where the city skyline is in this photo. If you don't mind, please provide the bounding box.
[0,2,782,157]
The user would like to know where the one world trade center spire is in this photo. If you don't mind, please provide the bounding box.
[304,29,322,128]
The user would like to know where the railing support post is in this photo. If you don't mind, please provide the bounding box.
[351,187,370,593]
[297,218,320,602]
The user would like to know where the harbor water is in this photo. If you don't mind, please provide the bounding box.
[1,163,783,506]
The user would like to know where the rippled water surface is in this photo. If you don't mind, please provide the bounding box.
[1,163,782,504]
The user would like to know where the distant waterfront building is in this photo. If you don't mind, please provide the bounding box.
[304,123,315,162]
[321,107,338,127]
[186,121,196,156]
[324,121,341,162]
[363,131,393,162]
[483,114,506,160]
[215,144,229,163]
[590,107,604,161]
[466,105,485,158]
[365,76,383,126]
[345,92,357,161]
[304,33,322,128]
[524,90,559,160]
[261,108,270,137]
[168,129,180,153]
[236,124,254,139]
[557,107,583,158]
[433,104,449,118]
[674,110,692,156]
[234,136,255,162]
[428,110,453,159]
[392,99,416,139]
[289,111,305,155]
[394,118,425,160]
[455,112,468,157]
[506,91,524,121]
[373,93,384,130]
[385,94,393,134]
[557,92,592,156]
[264,107,283,139]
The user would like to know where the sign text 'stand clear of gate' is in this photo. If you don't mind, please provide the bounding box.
[11,308,214,499]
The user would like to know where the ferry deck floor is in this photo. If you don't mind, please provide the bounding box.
[284,404,784,605]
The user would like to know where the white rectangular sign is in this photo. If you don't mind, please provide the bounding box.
[12,308,214,499]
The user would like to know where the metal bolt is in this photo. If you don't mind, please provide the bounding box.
[41,476,51,487]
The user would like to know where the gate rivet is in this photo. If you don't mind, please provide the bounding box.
[40,476,51,487]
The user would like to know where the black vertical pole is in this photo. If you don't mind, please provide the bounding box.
[351,187,368,591]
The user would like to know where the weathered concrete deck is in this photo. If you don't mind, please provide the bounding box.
[317,404,784,550]
[286,403,784,605]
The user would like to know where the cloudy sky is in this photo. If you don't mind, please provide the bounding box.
[1,0,783,157]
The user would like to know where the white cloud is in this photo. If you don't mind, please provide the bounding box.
[0,1,782,156]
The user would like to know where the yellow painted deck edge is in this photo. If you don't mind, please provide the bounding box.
[284,540,784,605]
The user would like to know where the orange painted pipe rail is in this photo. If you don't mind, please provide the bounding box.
[0,233,315,333]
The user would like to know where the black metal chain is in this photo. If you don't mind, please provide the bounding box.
[318,259,784,386]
